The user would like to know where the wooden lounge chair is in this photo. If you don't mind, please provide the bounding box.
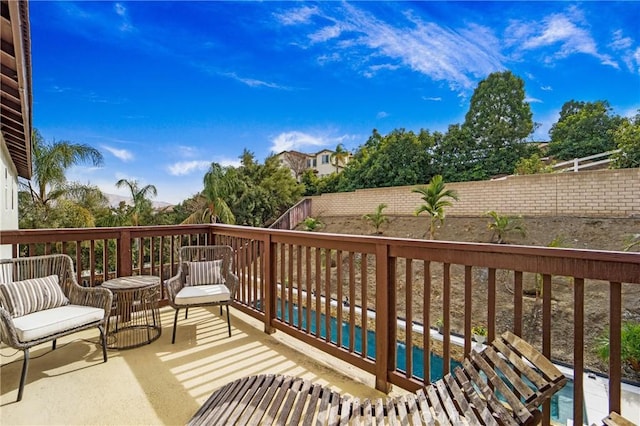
[188,331,568,425]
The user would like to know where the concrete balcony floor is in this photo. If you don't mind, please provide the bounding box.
[1,307,390,425]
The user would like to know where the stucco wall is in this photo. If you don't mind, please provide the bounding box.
[0,135,20,258]
[310,168,640,218]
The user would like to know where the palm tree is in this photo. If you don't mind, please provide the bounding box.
[412,175,459,240]
[24,129,104,208]
[182,163,239,224]
[330,143,349,173]
[362,203,389,234]
[115,179,157,226]
[485,210,526,244]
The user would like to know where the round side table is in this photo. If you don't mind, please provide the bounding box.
[102,275,162,349]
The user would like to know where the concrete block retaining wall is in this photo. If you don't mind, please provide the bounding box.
[309,168,639,218]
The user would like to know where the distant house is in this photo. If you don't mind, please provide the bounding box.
[1,0,33,258]
[277,148,351,180]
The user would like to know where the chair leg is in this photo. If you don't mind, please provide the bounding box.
[172,309,180,344]
[52,339,56,350]
[99,325,108,362]
[220,305,223,315]
[185,307,188,319]
[17,349,29,402]
[226,304,231,337]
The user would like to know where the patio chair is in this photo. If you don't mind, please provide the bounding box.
[164,245,239,344]
[0,254,112,402]
[188,331,568,425]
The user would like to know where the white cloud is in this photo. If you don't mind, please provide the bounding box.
[506,8,618,69]
[222,72,288,89]
[377,111,389,119]
[422,96,442,102]
[633,47,640,73]
[609,30,633,51]
[167,161,211,176]
[270,131,348,153]
[274,6,319,26]
[309,24,344,43]
[339,5,504,90]
[525,97,543,103]
[176,145,198,158]
[102,145,133,162]
[278,3,505,93]
[113,3,133,32]
[541,85,553,91]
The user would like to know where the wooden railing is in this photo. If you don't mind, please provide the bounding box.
[1,224,639,425]
[269,198,312,230]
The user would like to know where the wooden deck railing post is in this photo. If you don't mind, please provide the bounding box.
[375,243,392,393]
[609,281,622,414]
[117,229,132,277]
[263,235,276,334]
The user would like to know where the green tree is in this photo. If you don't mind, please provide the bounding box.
[330,143,349,173]
[183,163,238,224]
[362,203,389,234]
[547,100,624,160]
[412,175,459,240]
[433,124,482,182]
[340,129,436,191]
[514,153,554,175]
[610,113,640,169]
[64,183,112,226]
[115,179,158,226]
[18,129,104,228]
[234,153,303,226]
[485,211,526,244]
[462,71,537,178]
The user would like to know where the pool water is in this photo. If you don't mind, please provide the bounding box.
[267,299,578,424]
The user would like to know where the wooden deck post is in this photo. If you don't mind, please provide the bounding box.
[263,235,276,334]
[117,228,132,277]
[375,243,392,393]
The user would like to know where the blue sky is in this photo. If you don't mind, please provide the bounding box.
[30,1,640,205]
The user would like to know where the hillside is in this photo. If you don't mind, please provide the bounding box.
[314,215,639,252]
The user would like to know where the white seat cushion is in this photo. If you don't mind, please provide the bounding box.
[175,284,230,306]
[12,305,104,342]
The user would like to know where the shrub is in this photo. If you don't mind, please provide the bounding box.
[302,217,322,232]
[595,321,640,372]
[362,203,389,234]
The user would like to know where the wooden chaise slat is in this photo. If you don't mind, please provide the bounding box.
[453,367,498,426]
[469,350,531,424]
[385,397,398,425]
[426,382,450,425]
[415,389,436,425]
[435,378,462,424]
[603,412,636,426]
[328,390,341,426]
[374,397,385,425]
[502,331,563,383]
[444,372,481,425]
[483,345,535,401]
[189,332,568,425]
[462,358,521,426]
[492,338,547,389]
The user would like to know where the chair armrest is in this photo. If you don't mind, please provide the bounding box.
[225,272,239,299]
[0,306,22,348]
[68,286,113,321]
[165,274,184,305]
